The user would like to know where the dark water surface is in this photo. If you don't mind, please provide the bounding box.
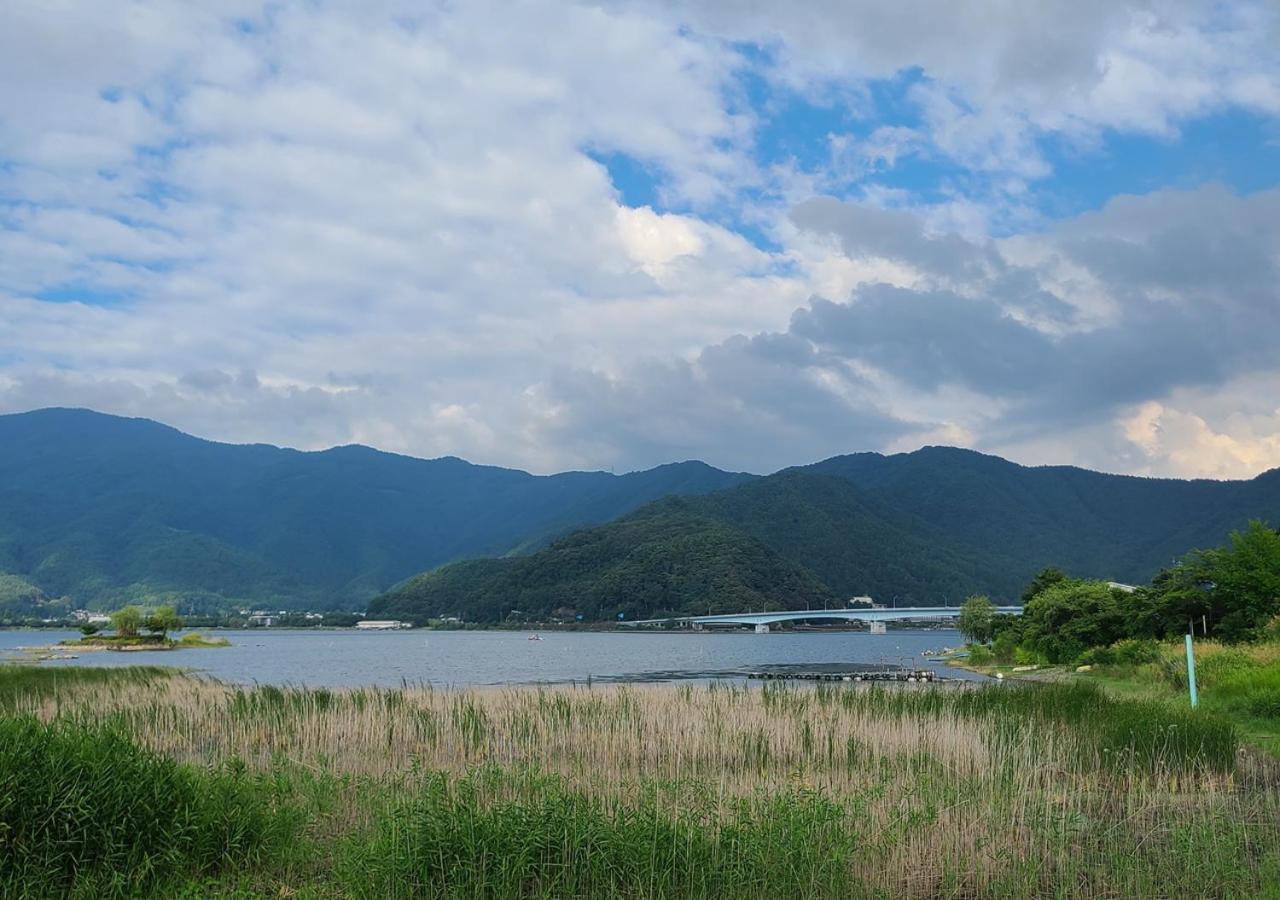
[0,628,981,688]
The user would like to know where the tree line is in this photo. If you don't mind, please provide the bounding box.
[959,520,1280,664]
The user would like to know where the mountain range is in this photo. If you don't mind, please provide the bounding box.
[2,407,1277,619]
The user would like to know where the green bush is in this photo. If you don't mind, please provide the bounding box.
[966,643,994,665]
[0,716,299,896]
[1013,646,1047,666]
[1111,638,1162,665]
[1076,646,1115,666]
[992,629,1019,664]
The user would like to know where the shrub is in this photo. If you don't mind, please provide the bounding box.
[992,629,1019,664]
[1076,646,1115,667]
[966,643,994,666]
[1111,638,1162,665]
[1013,646,1047,666]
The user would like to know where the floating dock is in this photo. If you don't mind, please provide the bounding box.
[746,665,942,683]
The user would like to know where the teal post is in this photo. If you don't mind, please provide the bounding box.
[1185,633,1198,709]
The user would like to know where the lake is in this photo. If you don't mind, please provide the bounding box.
[0,627,982,688]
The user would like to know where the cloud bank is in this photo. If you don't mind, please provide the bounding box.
[1,0,1278,477]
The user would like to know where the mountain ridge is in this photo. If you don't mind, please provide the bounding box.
[2,407,1277,616]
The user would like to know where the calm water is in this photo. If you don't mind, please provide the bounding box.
[0,628,982,688]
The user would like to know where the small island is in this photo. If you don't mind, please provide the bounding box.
[59,605,230,651]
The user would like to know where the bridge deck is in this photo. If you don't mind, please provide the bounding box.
[621,606,1022,627]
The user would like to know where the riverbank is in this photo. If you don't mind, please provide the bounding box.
[1,665,1275,897]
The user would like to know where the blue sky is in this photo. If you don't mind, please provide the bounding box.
[2,0,1279,478]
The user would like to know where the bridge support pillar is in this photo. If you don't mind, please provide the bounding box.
[869,621,887,635]
[692,622,703,631]
[754,623,770,634]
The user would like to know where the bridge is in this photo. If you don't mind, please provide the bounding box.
[619,606,1023,632]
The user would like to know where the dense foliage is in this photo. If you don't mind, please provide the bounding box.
[3,409,1277,620]
[370,511,834,623]
[987,522,1280,665]
[810,447,1280,594]
[0,408,748,612]
[634,472,1024,601]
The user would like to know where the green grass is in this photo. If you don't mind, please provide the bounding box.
[0,667,1276,897]
[0,715,305,898]
[1079,638,1280,758]
[340,768,859,899]
[0,665,174,711]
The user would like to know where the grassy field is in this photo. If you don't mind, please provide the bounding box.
[1075,638,1280,759]
[0,666,1277,898]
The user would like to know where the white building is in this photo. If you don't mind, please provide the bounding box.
[355,619,411,630]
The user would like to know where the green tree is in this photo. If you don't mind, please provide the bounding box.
[1019,579,1131,664]
[144,606,183,639]
[1148,521,1280,642]
[958,595,996,643]
[1020,567,1067,605]
[78,622,101,637]
[111,606,142,637]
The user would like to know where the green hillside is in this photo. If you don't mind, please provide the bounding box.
[4,408,1278,620]
[0,409,749,611]
[636,471,1022,601]
[372,460,1280,623]
[369,511,833,624]
[369,472,1019,623]
[807,448,1280,586]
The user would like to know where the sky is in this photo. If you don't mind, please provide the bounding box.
[2,1,1279,479]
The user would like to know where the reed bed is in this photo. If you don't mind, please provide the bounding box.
[1,665,1277,897]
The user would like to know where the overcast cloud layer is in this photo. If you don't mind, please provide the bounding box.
[2,1,1279,477]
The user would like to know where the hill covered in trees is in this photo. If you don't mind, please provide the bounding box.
[370,510,834,624]
[372,464,1280,624]
[368,472,1010,624]
[0,408,749,611]
[805,447,1280,587]
[4,407,1279,619]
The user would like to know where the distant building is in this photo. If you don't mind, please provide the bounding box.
[1108,582,1138,593]
[848,596,885,609]
[247,614,277,627]
[355,619,411,630]
[72,610,112,625]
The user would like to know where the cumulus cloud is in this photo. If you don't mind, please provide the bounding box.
[1,1,1278,477]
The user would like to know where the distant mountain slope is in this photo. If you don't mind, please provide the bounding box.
[0,408,750,609]
[805,447,1280,587]
[369,510,834,624]
[4,407,1278,618]
[635,472,1022,601]
[371,454,1280,624]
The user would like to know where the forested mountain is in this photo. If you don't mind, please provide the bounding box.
[3,408,1278,618]
[369,472,1011,624]
[370,510,834,624]
[372,457,1280,624]
[805,448,1280,587]
[0,408,749,610]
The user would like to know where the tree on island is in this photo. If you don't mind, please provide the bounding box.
[958,595,996,643]
[144,606,183,640]
[78,622,102,637]
[111,606,142,637]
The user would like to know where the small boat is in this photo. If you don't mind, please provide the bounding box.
[528,634,543,641]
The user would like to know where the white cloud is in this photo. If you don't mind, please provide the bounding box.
[1,0,1278,478]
